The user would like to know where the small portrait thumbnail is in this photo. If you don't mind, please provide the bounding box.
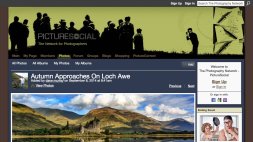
[11,72,28,89]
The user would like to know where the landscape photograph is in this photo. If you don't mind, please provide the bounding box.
[12,93,195,142]
[11,73,28,89]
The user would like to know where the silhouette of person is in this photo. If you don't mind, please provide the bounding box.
[124,16,134,37]
[85,15,93,25]
[68,22,78,33]
[37,16,51,46]
[89,23,100,49]
[106,23,119,50]
[9,16,23,52]
[186,28,199,56]
[120,16,134,51]
[33,12,42,46]
[58,19,68,33]
[42,13,48,22]
[20,19,29,50]
[117,19,124,30]
[80,20,93,33]
[39,16,51,33]
[117,20,124,47]
[101,21,112,49]
[52,23,59,32]
[103,21,112,33]
[80,20,94,49]
[134,28,144,51]
[89,23,100,39]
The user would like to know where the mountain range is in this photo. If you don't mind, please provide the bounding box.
[12,102,194,132]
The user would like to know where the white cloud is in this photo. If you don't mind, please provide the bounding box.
[94,94,145,110]
[159,104,187,115]
[94,94,115,106]
[12,94,67,110]
[51,103,65,109]
[184,116,194,123]
[138,109,172,121]
[12,93,146,111]
[69,94,96,109]
[12,94,29,101]
[152,115,172,122]
[144,95,194,110]
[68,93,146,111]
[12,94,52,108]
[145,104,154,115]
[15,73,28,78]
[139,103,189,121]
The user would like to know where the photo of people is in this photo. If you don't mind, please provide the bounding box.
[8,7,244,59]
[199,115,239,141]
[201,121,219,141]
[218,116,239,141]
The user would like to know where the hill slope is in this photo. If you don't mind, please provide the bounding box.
[12,102,60,131]
[161,118,194,131]
[34,108,82,125]
[77,107,162,132]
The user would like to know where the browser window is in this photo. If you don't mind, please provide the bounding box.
[1,0,249,142]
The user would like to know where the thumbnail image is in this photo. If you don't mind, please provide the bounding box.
[8,7,244,59]
[12,93,194,142]
[199,115,240,141]
[11,72,28,89]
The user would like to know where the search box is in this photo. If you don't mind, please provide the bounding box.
[197,1,244,6]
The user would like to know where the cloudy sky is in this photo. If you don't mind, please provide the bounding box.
[12,93,194,122]
[15,73,28,79]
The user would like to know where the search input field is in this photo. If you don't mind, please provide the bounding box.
[197,1,244,6]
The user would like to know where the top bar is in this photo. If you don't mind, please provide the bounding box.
[0,0,247,7]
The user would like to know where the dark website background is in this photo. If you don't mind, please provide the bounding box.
[0,1,252,142]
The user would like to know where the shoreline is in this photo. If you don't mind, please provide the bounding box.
[13,134,194,139]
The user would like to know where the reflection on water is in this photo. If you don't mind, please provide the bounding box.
[13,137,194,142]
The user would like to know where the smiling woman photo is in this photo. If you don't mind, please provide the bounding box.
[201,122,219,141]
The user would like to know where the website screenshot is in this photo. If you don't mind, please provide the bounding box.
[3,0,250,142]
